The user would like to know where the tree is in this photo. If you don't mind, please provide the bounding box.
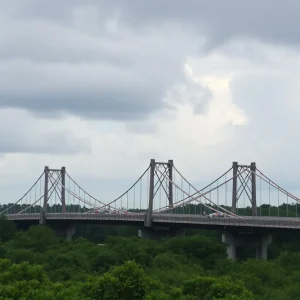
[182,276,254,300]
[82,261,154,300]
[26,226,58,252]
[0,259,81,299]
[0,216,17,242]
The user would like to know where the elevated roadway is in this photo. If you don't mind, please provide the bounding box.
[6,213,300,231]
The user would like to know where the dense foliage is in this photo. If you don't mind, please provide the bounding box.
[0,216,300,299]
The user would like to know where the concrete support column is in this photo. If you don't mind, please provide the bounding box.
[256,234,272,260]
[222,233,237,260]
[66,224,76,241]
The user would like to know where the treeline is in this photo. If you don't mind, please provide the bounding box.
[1,202,299,217]
[1,217,300,299]
[169,203,300,217]
[0,203,145,214]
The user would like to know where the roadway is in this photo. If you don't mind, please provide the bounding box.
[6,213,300,231]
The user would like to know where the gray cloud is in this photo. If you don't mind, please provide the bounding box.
[2,1,300,204]
[99,1,300,49]
[230,73,296,134]
[125,121,158,134]
[0,0,298,124]
[228,71,300,177]
[0,131,89,154]
[167,78,212,114]
[0,1,212,122]
[0,61,165,120]
[0,109,90,154]
[10,1,300,48]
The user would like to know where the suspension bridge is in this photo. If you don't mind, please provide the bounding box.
[1,159,300,260]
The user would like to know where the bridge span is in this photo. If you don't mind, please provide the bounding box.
[7,213,300,231]
[2,159,300,261]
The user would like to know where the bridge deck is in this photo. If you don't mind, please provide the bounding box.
[6,213,300,230]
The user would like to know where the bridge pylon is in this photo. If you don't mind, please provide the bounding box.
[231,162,257,216]
[145,159,174,227]
[39,166,67,225]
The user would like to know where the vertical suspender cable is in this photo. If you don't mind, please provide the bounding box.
[40,178,42,214]
[159,180,162,212]
[287,194,289,217]
[127,192,129,211]
[147,169,149,210]
[259,176,262,216]
[79,187,81,212]
[269,180,271,216]
[217,180,219,213]
[278,188,280,217]
[189,184,191,215]
[133,185,136,211]
[165,175,168,212]
[225,173,227,209]
[181,177,184,214]
[35,182,37,214]
[140,176,142,211]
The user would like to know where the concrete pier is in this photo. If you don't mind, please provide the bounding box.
[256,234,272,260]
[222,232,237,260]
[222,232,272,260]
[65,224,76,241]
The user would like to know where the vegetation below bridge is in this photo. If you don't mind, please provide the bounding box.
[0,216,300,299]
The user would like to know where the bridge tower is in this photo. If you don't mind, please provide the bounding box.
[39,166,67,225]
[145,159,174,227]
[231,162,257,216]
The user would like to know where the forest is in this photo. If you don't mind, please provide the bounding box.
[0,215,300,299]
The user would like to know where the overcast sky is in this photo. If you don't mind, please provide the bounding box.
[0,0,300,207]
